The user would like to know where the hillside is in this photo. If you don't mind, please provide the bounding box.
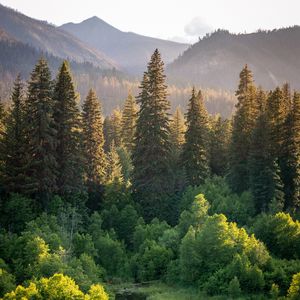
[167,28,300,90]
[0,4,116,69]
[60,16,188,74]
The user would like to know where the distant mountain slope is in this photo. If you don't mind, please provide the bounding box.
[60,17,188,74]
[167,28,300,90]
[0,4,116,69]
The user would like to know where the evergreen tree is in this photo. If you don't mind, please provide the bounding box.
[121,92,137,153]
[2,75,28,193]
[209,115,231,176]
[181,88,210,186]
[103,108,122,151]
[132,49,172,220]
[53,61,83,196]
[82,89,106,189]
[106,141,123,183]
[24,58,57,206]
[229,65,258,193]
[170,106,186,153]
[170,106,186,193]
[249,89,272,212]
[285,92,300,210]
[103,116,113,152]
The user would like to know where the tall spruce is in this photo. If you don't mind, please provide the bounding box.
[229,65,258,193]
[24,58,57,205]
[209,115,231,177]
[132,49,172,220]
[181,88,210,186]
[106,141,123,183]
[285,92,300,210]
[121,92,137,152]
[249,89,275,212]
[53,61,83,196]
[2,75,28,193]
[170,106,186,152]
[82,89,106,189]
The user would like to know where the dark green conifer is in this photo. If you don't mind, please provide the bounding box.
[132,49,172,220]
[82,89,106,189]
[53,61,83,196]
[229,65,258,193]
[24,58,57,205]
[2,75,28,193]
[181,88,210,186]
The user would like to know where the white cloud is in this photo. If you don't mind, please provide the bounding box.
[184,16,213,37]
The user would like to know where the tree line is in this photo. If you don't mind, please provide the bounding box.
[0,49,300,299]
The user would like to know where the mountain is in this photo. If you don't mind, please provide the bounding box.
[167,28,300,90]
[0,4,116,69]
[60,16,188,74]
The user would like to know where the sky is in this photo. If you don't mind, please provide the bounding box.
[1,0,300,43]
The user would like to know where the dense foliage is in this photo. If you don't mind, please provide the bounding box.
[0,50,299,299]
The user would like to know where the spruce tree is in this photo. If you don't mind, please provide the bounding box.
[132,49,172,220]
[229,65,258,193]
[2,75,28,193]
[106,141,123,183]
[170,106,186,153]
[82,89,106,189]
[103,108,122,151]
[24,58,57,205]
[181,88,210,186]
[209,115,231,177]
[285,92,300,210]
[121,92,137,153]
[53,61,83,196]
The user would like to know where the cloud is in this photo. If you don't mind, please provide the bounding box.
[184,16,213,37]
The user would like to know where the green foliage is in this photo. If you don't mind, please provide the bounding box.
[252,212,300,259]
[2,273,109,300]
[181,88,210,186]
[0,268,15,297]
[227,276,241,298]
[287,272,300,299]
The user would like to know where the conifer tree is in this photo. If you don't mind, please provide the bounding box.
[285,92,300,210]
[132,49,172,220]
[170,106,186,153]
[103,108,122,151]
[228,65,258,193]
[103,116,113,152]
[249,89,272,212]
[82,89,106,189]
[209,115,231,176]
[2,75,28,193]
[181,88,210,186]
[106,141,123,183]
[53,61,83,196]
[24,58,57,205]
[121,92,137,153]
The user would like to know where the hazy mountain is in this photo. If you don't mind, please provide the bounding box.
[0,4,116,69]
[167,28,300,90]
[60,16,188,74]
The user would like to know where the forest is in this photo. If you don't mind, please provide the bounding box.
[0,49,299,299]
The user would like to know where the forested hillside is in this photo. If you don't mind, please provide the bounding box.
[167,27,300,90]
[0,49,299,299]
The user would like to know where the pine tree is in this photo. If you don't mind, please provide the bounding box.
[209,115,231,176]
[249,89,273,212]
[121,92,137,153]
[170,106,186,152]
[53,61,83,196]
[132,49,172,220]
[285,92,300,210]
[229,65,258,193]
[82,89,106,189]
[181,88,210,186]
[24,58,57,205]
[2,75,28,193]
[103,108,122,151]
[106,141,123,183]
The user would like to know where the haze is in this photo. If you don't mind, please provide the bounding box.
[1,0,300,42]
